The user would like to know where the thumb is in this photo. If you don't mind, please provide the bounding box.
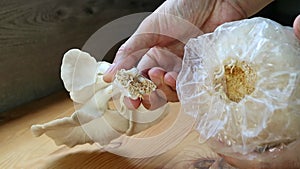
[293,14,300,40]
[103,32,159,83]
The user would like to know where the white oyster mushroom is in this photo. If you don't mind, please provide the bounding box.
[61,49,111,103]
[31,49,167,147]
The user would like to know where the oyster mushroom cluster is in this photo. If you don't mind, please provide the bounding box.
[115,68,156,100]
[31,49,167,147]
[177,17,300,156]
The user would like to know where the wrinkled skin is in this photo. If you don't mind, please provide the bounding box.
[104,0,300,109]
[103,0,300,168]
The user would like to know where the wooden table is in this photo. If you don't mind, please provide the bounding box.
[0,91,234,169]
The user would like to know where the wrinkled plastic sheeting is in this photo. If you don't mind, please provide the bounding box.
[177,17,300,155]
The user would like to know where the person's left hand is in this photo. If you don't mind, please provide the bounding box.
[133,47,182,110]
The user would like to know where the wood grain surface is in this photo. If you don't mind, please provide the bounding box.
[0,0,164,119]
[0,91,236,169]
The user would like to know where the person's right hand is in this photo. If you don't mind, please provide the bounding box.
[294,14,300,40]
[103,0,274,110]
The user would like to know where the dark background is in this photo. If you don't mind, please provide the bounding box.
[0,0,299,123]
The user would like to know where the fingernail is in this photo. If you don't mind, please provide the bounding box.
[169,73,177,81]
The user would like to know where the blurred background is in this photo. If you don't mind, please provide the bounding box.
[0,0,299,123]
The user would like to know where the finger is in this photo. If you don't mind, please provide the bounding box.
[123,97,141,110]
[148,67,166,86]
[113,33,158,63]
[141,92,167,110]
[164,71,178,91]
[103,35,154,83]
[136,48,160,71]
[137,47,183,72]
[148,67,179,102]
[293,14,300,40]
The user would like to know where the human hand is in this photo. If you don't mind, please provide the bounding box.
[294,14,300,40]
[103,0,274,109]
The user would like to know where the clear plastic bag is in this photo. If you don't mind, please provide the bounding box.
[177,17,300,159]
